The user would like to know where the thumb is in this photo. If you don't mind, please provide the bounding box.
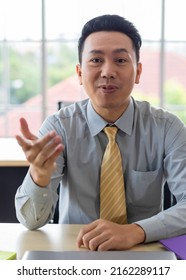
[19,117,37,140]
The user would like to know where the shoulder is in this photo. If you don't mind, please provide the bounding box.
[46,99,88,122]
[38,99,89,137]
[133,98,184,127]
[57,99,89,120]
[133,98,186,148]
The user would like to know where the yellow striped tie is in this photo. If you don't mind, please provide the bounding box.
[100,126,127,224]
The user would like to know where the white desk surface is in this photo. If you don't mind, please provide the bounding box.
[0,223,166,260]
[0,138,29,166]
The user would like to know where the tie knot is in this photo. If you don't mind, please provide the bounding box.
[103,126,118,141]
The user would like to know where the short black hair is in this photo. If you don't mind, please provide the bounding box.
[78,14,142,64]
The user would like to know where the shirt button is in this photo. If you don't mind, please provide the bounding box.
[43,193,48,197]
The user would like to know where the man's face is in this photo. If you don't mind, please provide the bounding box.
[76,31,142,121]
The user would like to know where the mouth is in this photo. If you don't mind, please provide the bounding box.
[98,84,119,93]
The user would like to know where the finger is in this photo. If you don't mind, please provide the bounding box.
[32,134,63,164]
[43,143,64,169]
[76,227,87,248]
[82,231,105,251]
[19,117,37,140]
[76,226,90,248]
[76,221,98,248]
[77,226,108,251]
[16,131,61,164]
[88,233,109,251]
[97,238,112,251]
[76,237,84,248]
[15,134,28,148]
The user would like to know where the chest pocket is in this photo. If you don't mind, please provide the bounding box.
[126,168,163,208]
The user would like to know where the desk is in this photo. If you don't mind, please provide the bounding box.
[0,138,29,167]
[0,223,166,260]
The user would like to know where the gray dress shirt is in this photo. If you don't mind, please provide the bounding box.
[15,97,186,243]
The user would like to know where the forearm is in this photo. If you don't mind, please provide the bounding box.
[136,201,186,242]
[15,172,59,230]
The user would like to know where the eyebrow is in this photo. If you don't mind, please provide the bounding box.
[89,48,129,55]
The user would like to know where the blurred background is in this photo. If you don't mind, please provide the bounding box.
[0,0,186,137]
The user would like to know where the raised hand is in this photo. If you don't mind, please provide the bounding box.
[15,118,64,187]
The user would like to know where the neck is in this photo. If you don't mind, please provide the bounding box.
[92,101,130,123]
[101,109,124,123]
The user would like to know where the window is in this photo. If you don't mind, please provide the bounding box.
[0,0,185,137]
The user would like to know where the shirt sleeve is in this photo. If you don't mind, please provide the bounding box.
[15,115,64,230]
[136,117,186,242]
[15,172,58,229]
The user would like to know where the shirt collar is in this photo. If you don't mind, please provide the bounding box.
[115,98,134,135]
[87,98,134,136]
[87,100,107,136]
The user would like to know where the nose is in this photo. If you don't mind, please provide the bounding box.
[101,61,116,79]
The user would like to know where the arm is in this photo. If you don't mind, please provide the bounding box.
[15,117,64,229]
[137,119,186,242]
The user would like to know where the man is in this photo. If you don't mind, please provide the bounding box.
[15,14,186,251]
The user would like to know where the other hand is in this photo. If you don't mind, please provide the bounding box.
[76,219,145,251]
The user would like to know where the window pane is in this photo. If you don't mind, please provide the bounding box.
[46,42,85,115]
[165,0,186,41]
[8,43,40,104]
[45,0,161,40]
[132,43,160,106]
[1,0,186,137]
[0,105,42,137]
[0,42,41,137]
[164,42,186,123]
[45,0,126,39]
[164,43,186,105]
[120,0,162,41]
[0,0,41,40]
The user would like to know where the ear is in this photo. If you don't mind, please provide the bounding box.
[76,64,83,85]
[135,62,142,84]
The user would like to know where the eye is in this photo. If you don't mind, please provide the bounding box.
[90,57,103,63]
[115,58,127,64]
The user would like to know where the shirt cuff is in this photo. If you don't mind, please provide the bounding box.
[20,171,52,203]
[135,216,167,243]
